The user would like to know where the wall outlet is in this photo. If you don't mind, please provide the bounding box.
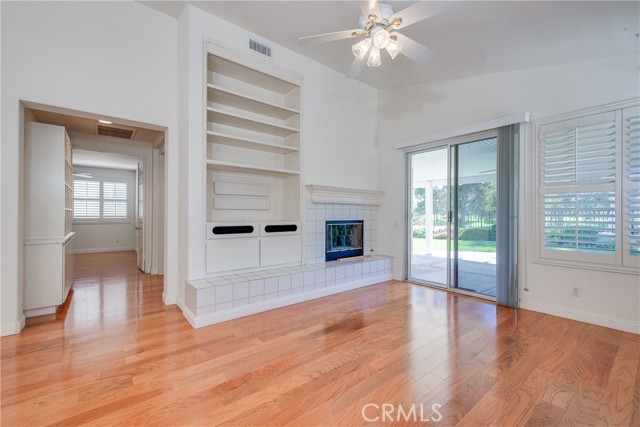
[571,287,580,297]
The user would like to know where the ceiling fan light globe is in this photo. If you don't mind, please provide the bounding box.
[370,26,391,49]
[385,39,402,59]
[352,38,372,60]
[367,47,382,67]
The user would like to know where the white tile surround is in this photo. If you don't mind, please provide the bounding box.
[184,256,393,328]
[305,202,379,265]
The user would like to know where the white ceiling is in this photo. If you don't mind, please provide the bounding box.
[73,150,141,171]
[141,1,640,89]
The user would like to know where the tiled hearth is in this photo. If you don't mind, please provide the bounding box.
[305,203,378,264]
[184,255,393,328]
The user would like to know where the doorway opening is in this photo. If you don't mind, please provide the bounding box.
[22,103,166,319]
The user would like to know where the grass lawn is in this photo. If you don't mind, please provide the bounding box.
[413,238,496,253]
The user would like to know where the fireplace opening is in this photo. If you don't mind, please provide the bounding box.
[325,220,364,262]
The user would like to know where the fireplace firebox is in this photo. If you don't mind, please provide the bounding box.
[325,220,364,262]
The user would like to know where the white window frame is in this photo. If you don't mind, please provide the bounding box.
[534,98,639,274]
[73,178,130,224]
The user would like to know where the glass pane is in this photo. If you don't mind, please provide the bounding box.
[409,148,448,287]
[451,138,497,297]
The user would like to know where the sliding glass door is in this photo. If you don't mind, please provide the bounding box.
[408,137,497,299]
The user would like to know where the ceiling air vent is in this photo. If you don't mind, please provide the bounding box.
[96,125,135,140]
[249,39,272,58]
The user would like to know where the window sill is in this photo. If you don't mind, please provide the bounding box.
[533,256,639,276]
[73,219,131,225]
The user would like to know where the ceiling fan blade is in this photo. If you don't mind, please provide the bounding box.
[359,0,381,21]
[299,29,365,46]
[346,58,365,79]
[393,33,433,64]
[390,1,459,30]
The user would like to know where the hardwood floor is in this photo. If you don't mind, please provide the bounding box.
[2,251,639,426]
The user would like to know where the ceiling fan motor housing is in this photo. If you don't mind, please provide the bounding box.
[358,3,395,29]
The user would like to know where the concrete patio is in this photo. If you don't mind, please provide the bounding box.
[410,250,496,297]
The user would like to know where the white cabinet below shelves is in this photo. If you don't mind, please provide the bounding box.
[260,236,301,267]
[206,238,260,273]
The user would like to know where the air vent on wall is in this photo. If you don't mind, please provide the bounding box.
[96,125,135,140]
[249,39,272,58]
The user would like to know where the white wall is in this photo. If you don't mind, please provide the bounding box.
[377,54,640,333]
[1,1,179,335]
[69,166,136,254]
[179,6,380,296]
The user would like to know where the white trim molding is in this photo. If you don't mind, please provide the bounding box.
[393,112,530,151]
[163,292,177,305]
[306,185,384,206]
[520,300,639,334]
[1,314,26,336]
[66,247,137,255]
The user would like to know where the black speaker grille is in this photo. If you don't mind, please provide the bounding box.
[264,224,297,233]
[212,225,254,235]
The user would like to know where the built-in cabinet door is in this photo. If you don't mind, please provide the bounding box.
[206,238,260,273]
[260,236,301,267]
[24,243,64,310]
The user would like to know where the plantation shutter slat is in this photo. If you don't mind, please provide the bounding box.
[624,109,640,265]
[541,112,617,260]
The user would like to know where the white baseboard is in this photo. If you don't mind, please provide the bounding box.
[67,247,136,255]
[1,314,26,336]
[24,306,57,318]
[177,298,196,328]
[519,300,640,334]
[189,274,393,329]
[162,292,177,305]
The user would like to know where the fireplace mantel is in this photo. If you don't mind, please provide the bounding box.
[306,185,384,206]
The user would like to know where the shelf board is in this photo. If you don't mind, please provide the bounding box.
[206,159,300,177]
[208,54,300,94]
[207,84,299,120]
[207,131,299,154]
[207,108,299,137]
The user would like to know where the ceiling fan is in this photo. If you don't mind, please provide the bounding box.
[299,0,456,78]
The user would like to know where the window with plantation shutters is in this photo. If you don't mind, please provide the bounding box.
[102,182,127,219]
[74,180,100,219]
[536,100,639,272]
[623,107,640,267]
[73,178,129,222]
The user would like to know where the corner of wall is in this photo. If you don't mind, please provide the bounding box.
[0,313,25,337]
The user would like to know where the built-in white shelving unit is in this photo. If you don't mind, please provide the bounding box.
[24,122,76,316]
[205,43,303,274]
